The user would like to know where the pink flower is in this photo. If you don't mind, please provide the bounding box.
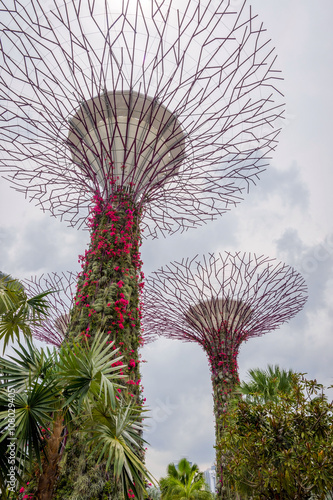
[19,487,25,493]
[117,280,124,288]
[128,359,136,368]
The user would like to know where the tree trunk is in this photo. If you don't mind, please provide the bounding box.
[52,193,144,499]
[36,412,64,500]
[207,337,240,499]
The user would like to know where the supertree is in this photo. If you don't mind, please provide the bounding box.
[143,252,308,497]
[0,0,284,497]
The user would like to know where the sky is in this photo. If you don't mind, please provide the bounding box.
[1,0,333,482]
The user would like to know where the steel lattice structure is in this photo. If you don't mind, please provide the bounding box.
[143,252,307,495]
[23,272,77,347]
[0,0,283,237]
[144,252,308,343]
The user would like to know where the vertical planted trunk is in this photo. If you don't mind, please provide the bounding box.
[51,192,144,499]
[204,329,241,499]
[68,192,144,399]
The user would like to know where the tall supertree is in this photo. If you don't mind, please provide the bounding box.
[0,0,284,497]
[143,252,308,497]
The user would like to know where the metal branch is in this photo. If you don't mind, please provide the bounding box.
[23,272,77,347]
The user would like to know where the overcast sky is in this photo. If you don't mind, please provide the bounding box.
[1,0,333,481]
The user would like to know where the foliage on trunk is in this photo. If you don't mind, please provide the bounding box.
[202,325,241,499]
[52,192,145,499]
[67,192,144,400]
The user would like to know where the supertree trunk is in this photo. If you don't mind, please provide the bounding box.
[51,191,144,500]
[206,338,240,498]
[67,191,144,396]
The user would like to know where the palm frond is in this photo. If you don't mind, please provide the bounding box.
[0,338,55,391]
[86,401,155,498]
[58,333,124,411]
[26,290,54,315]
[0,274,54,353]
[160,458,212,499]
[240,365,294,403]
[0,309,32,353]
[9,381,60,469]
[0,275,24,314]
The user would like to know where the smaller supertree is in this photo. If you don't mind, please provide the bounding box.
[23,272,77,347]
[143,252,307,498]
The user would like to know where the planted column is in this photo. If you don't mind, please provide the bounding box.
[69,193,144,399]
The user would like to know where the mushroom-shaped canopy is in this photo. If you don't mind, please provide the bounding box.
[68,90,185,196]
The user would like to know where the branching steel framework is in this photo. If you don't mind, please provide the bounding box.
[24,272,77,347]
[0,0,284,237]
[143,252,308,495]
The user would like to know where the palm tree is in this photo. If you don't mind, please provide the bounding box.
[0,332,154,499]
[0,272,51,352]
[239,365,294,403]
[159,458,213,500]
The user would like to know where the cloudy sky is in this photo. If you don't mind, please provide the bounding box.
[1,0,333,481]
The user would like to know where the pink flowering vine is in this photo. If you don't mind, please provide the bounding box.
[67,190,145,404]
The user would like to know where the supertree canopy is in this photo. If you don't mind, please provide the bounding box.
[143,252,308,496]
[0,0,284,237]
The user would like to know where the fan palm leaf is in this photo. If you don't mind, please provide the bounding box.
[57,332,124,412]
[0,337,55,392]
[0,274,23,314]
[87,401,155,498]
[240,365,294,403]
[0,274,52,353]
[0,380,59,471]
[160,458,212,499]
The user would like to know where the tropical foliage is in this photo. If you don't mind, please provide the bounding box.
[239,364,294,403]
[0,332,154,500]
[159,458,213,500]
[146,486,161,499]
[219,371,333,499]
[0,272,51,353]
